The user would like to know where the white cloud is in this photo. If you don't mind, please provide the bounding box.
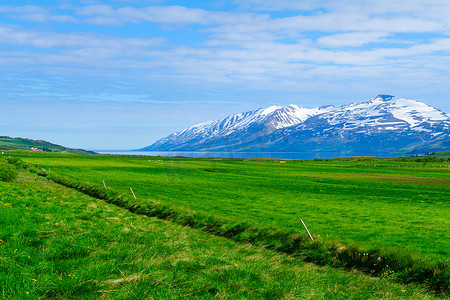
[0,5,77,23]
[234,0,450,15]
[84,16,123,26]
[74,5,268,26]
[0,3,448,110]
[318,32,390,47]
[230,0,450,35]
[76,5,115,16]
[0,5,47,15]
[232,0,329,11]
[0,25,164,50]
[116,6,209,24]
[0,22,449,84]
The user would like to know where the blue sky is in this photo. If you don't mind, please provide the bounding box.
[1,0,450,150]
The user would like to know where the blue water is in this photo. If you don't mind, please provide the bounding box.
[92,150,345,160]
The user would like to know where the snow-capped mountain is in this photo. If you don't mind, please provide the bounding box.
[140,95,450,157]
[307,94,449,133]
[145,104,332,151]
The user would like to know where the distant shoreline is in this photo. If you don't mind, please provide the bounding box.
[91,150,359,160]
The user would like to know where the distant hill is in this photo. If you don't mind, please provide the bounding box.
[0,136,96,154]
[140,95,450,158]
[402,150,450,159]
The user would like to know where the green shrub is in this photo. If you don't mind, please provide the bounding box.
[0,162,18,182]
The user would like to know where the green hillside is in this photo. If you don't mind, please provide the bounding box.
[0,136,95,154]
[402,151,450,159]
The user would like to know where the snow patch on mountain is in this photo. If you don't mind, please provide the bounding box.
[313,95,450,133]
[261,105,282,116]
[265,105,333,130]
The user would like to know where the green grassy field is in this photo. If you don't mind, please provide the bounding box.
[14,151,449,264]
[1,159,440,299]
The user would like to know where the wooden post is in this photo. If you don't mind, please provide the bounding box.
[301,219,314,242]
[103,180,106,189]
[130,188,136,199]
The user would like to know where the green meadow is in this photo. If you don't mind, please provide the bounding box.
[2,151,449,296]
[0,159,440,299]
[15,152,449,262]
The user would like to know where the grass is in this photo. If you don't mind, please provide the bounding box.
[0,162,440,299]
[14,151,449,262]
[0,161,17,182]
[4,151,449,294]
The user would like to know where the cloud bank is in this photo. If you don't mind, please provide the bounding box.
[0,1,449,148]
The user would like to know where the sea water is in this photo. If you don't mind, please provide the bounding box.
[92,150,346,160]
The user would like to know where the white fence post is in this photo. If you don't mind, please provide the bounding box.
[130,188,136,199]
[301,219,314,242]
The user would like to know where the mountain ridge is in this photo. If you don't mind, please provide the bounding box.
[139,95,450,157]
[0,136,96,154]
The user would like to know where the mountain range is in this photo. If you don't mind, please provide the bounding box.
[139,95,450,157]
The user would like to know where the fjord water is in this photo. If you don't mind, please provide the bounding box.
[93,150,348,159]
